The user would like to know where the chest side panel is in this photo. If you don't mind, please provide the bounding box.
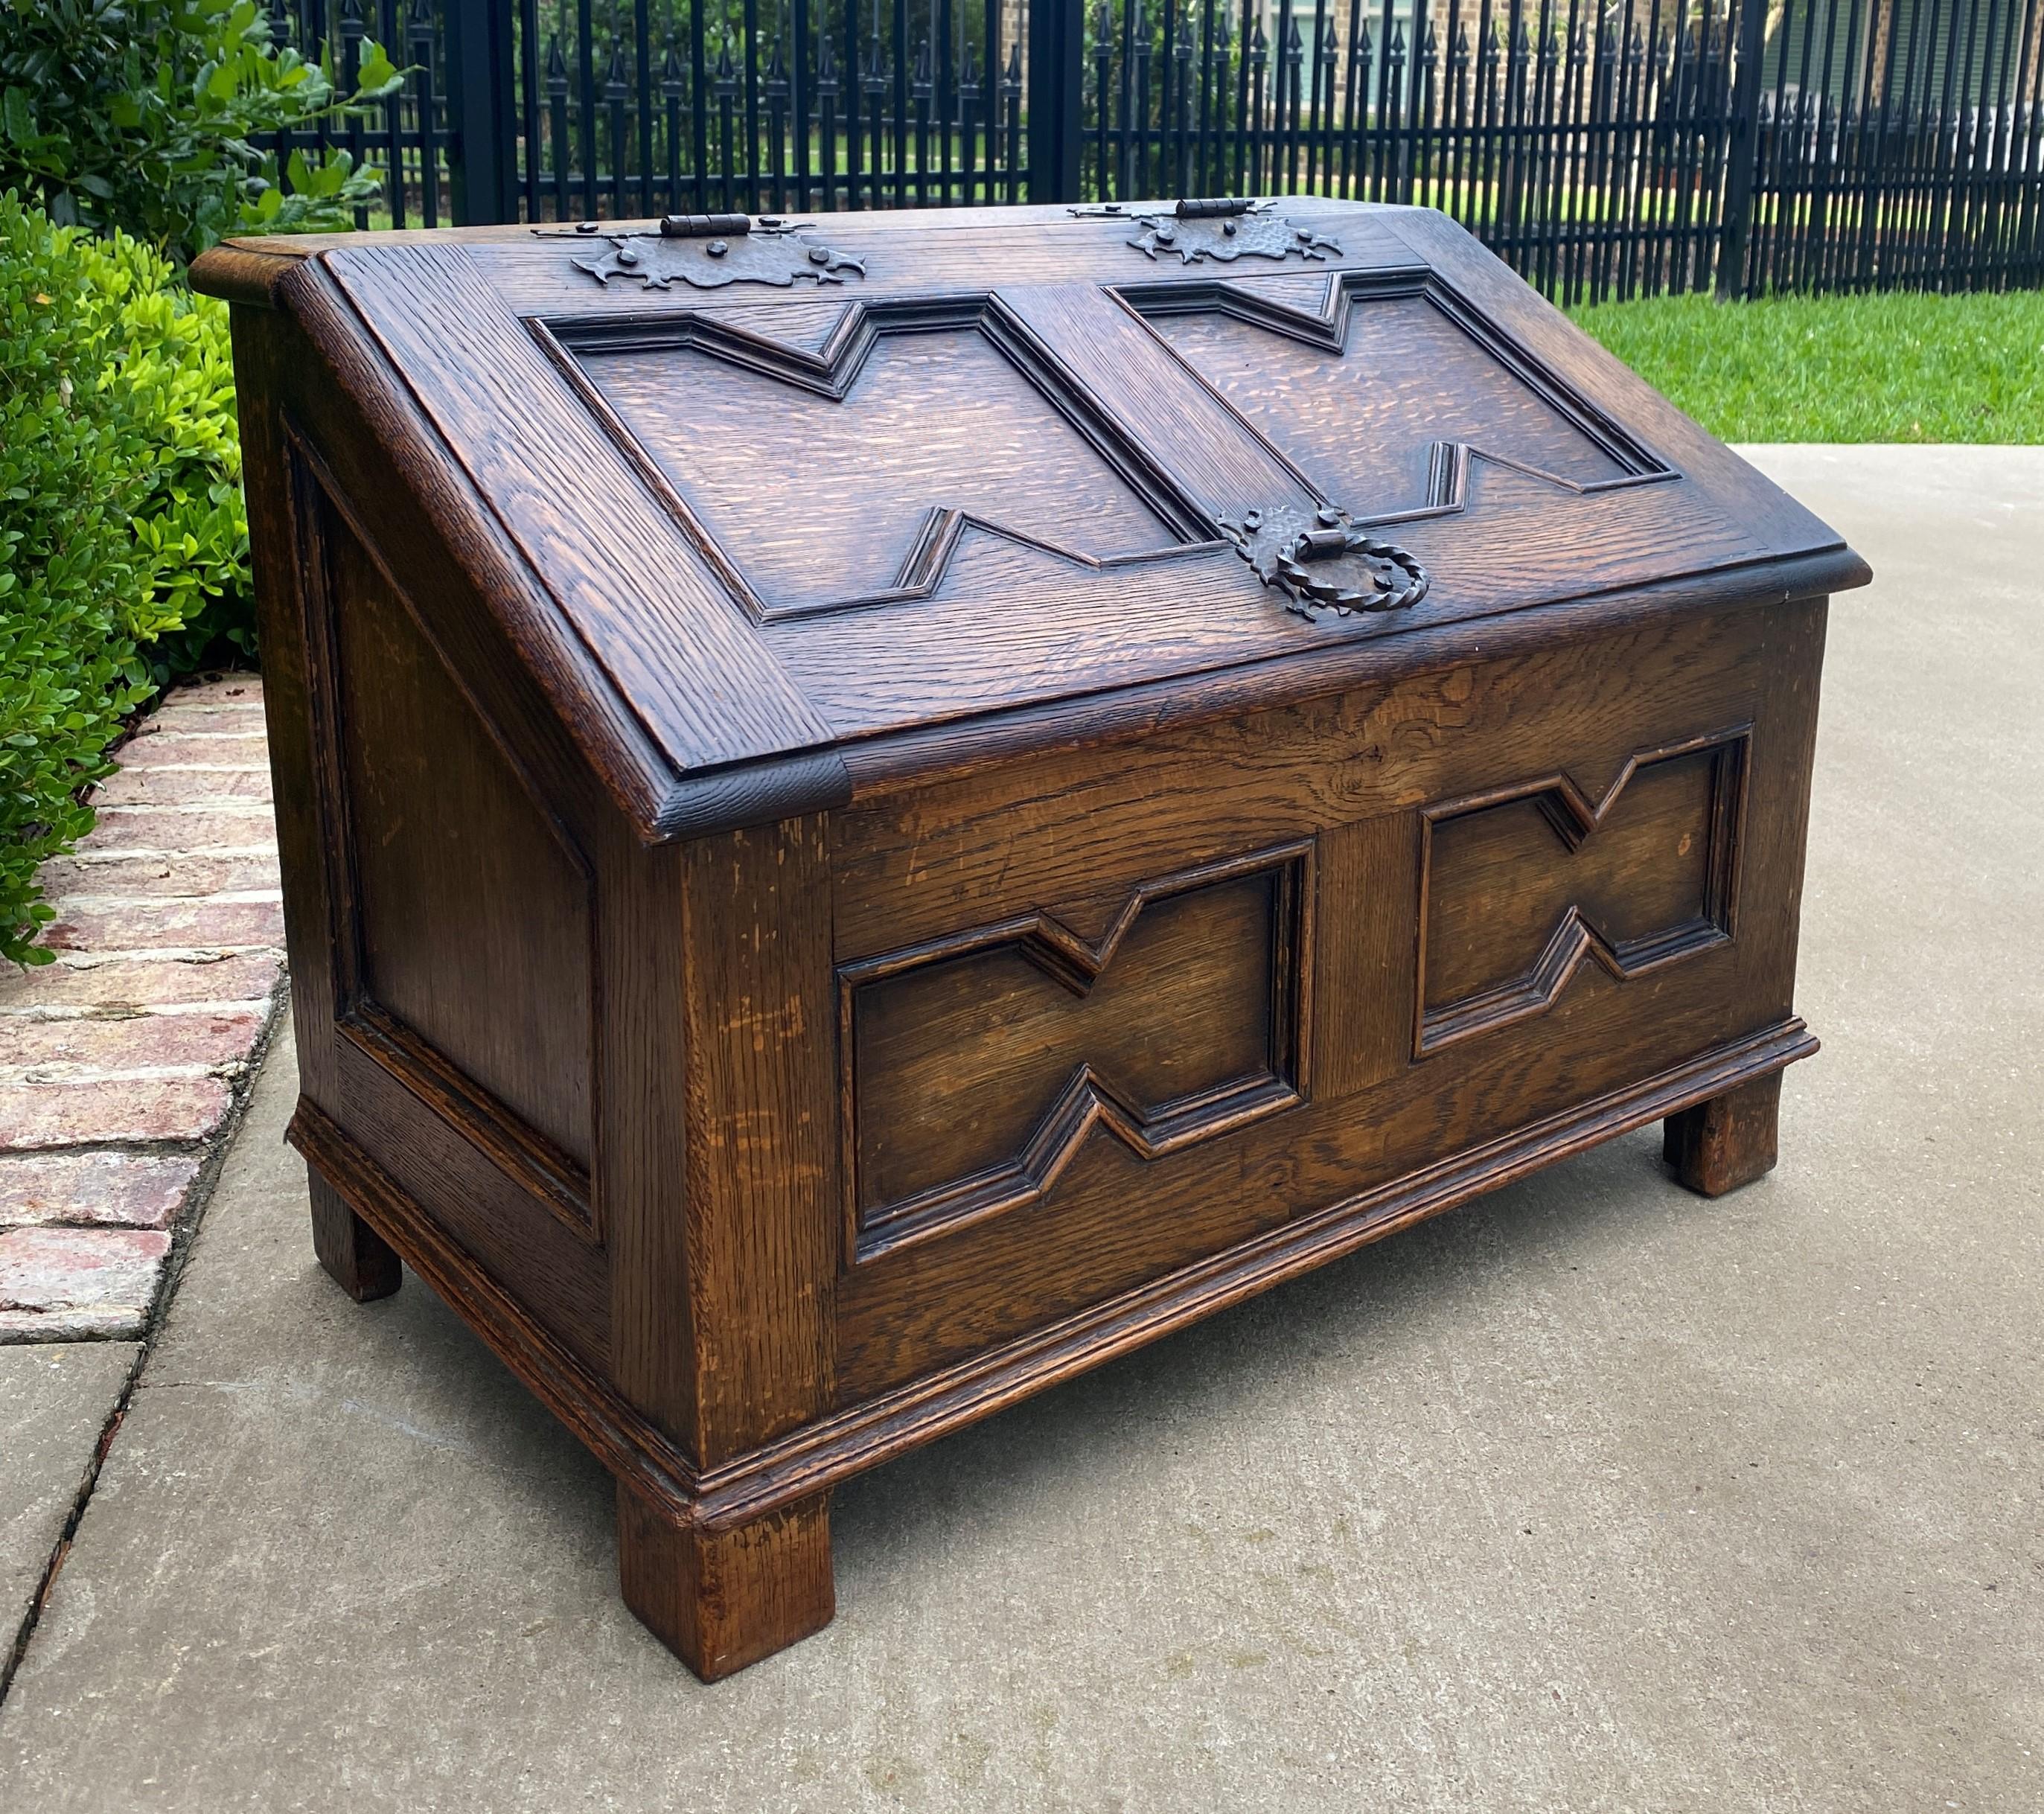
[287,461,608,1370]
[327,519,595,1170]
[828,599,1826,1401]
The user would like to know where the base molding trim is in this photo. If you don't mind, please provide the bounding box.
[293,1017,1814,1530]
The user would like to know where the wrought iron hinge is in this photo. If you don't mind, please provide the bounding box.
[1069,197,1257,220]
[1069,197,1341,267]
[537,214,867,291]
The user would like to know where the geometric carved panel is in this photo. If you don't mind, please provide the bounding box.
[1416,730,1748,1057]
[1154,290,1632,517]
[570,322,1186,616]
[840,840,1312,1261]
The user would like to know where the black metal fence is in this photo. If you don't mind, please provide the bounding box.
[267,0,2044,297]
[1734,0,2044,294]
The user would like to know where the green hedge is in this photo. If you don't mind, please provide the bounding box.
[1,0,399,266]
[0,192,252,965]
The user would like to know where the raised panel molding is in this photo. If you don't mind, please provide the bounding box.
[1132,267,1677,528]
[840,841,1314,1262]
[540,298,1216,622]
[289,433,600,1239]
[1416,729,1750,1057]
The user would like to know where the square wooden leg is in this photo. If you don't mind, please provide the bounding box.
[1663,1073,1783,1198]
[307,1169,402,1302]
[616,1482,834,1682]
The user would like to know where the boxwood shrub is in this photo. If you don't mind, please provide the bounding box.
[0,192,252,965]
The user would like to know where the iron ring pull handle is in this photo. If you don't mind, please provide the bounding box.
[1223,504,1432,620]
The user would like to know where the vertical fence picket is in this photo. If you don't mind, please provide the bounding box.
[1562,3,1586,293]
[1526,0,1553,292]
[916,34,935,204]
[939,0,956,203]
[339,0,368,228]
[1169,0,1185,191]
[1975,0,2016,284]
[1457,10,1475,226]
[1475,10,1498,240]
[572,0,596,214]
[1003,36,1023,199]
[984,0,1001,202]
[1647,21,1673,298]
[415,4,443,223]
[545,31,568,217]
[1804,0,1842,293]
[2009,0,2043,282]
[604,42,627,216]
[791,0,811,211]
[862,9,884,205]
[767,36,789,211]
[1275,5,1295,192]
[377,0,404,227]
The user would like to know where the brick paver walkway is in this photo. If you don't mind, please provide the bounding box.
[0,677,284,1341]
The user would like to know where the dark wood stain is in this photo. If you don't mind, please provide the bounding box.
[844,845,1309,1259]
[1417,730,1747,1054]
[1151,291,1630,509]
[327,508,597,1169]
[192,200,1863,1682]
[581,325,1184,612]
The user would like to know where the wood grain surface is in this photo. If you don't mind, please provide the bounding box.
[829,601,1823,1396]
[325,502,596,1169]
[844,843,1309,1259]
[196,200,1868,842]
[203,202,1853,1679]
[1417,730,1746,1054]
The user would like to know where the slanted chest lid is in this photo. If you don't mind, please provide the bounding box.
[199,200,1867,839]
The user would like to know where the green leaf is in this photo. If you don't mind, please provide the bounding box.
[352,40,404,99]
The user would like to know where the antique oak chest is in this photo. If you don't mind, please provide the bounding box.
[194,200,1866,1679]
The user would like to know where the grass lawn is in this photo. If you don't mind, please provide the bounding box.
[1568,287,2044,444]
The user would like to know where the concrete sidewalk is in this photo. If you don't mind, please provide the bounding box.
[0,446,2038,1812]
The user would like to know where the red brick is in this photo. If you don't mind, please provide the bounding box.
[0,1228,171,1334]
[0,1151,199,1229]
[0,952,281,1013]
[0,1007,266,1071]
[160,676,263,708]
[114,731,269,767]
[148,691,266,720]
[91,765,272,807]
[42,897,285,953]
[35,852,281,899]
[143,707,267,738]
[86,805,275,853]
[0,1077,232,1149]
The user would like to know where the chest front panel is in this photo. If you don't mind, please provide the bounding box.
[828,599,1825,1401]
